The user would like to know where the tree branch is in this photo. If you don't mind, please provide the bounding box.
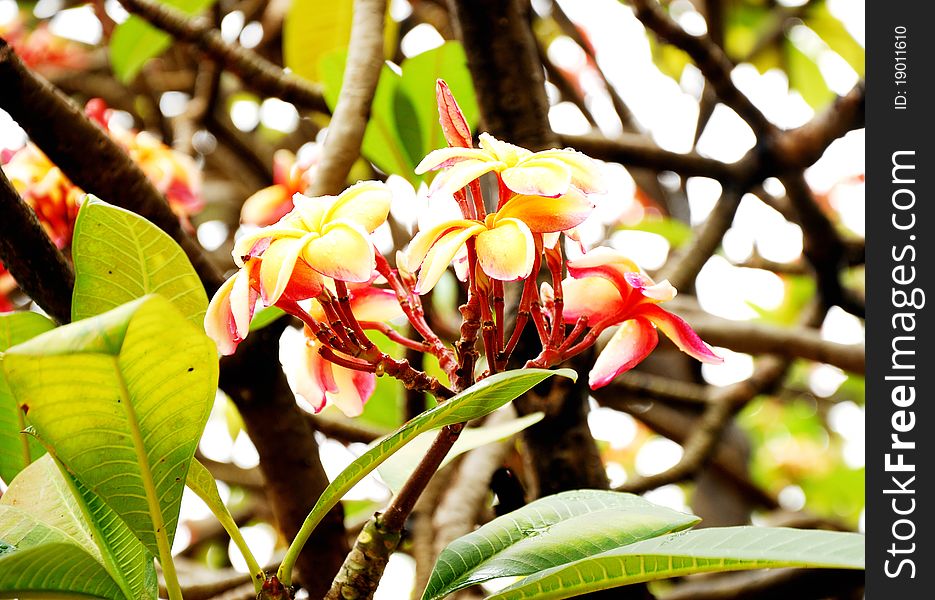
[0,39,224,293]
[310,0,387,196]
[116,0,328,112]
[0,169,75,323]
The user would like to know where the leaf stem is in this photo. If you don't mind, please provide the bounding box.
[111,358,183,600]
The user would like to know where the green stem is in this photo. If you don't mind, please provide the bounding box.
[186,482,265,591]
[112,358,183,600]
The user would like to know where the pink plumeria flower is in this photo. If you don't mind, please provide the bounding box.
[404,189,594,293]
[233,181,392,306]
[283,286,404,417]
[560,247,723,389]
[241,147,321,226]
[204,259,262,356]
[415,132,606,199]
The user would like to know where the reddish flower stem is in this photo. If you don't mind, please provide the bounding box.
[359,321,430,353]
[469,179,486,221]
[317,346,377,372]
[333,280,375,350]
[374,252,457,376]
[493,279,505,352]
[545,245,565,348]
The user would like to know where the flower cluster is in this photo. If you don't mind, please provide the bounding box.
[85,99,204,222]
[0,99,205,310]
[206,79,721,419]
[0,15,89,72]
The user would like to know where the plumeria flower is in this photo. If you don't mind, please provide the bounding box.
[204,259,261,356]
[283,286,403,417]
[241,147,321,226]
[405,190,594,293]
[415,132,606,199]
[1,17,89,72]
[85,99,204,221]
[2,144,83,248]
[232,181,392,306]
[556,247,723,389]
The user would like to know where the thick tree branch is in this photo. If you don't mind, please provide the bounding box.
[310,0,387,196]
[616,355,788,494]
[0,169,75,323]
[629,0,775,136]
[116,0,328,112]
[686,311,865,374]
[560,132,739,181]
[449,0,558,150]
[0,39,224,293]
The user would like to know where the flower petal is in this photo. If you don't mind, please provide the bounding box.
[566,246,641,294]
[561,276,626,323]
[304,220,375,283]
[328,366,377,418]
[415,146,492,174]
[475,217,535,281]
[272,149,296,186]
[478,133,532,164]
[323,180,392,233]
[204,273,240,355]
[232,226,305,266]
[427,158,503,198]
[286,340,335,413]
[229,267,257,338]
[640,304,723,364]
[531,148,606,194]
[350,287,405,322]
[415,225,485,293]
[501,157,572,197]
[260,236,310,304]
[589,318,658,389]
[436,79,473,148]
[406,219,482,271]
[495,188,594,232]
[241,185,293,226]
[624,272,677,302]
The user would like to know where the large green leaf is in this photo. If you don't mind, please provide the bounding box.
[321,50,416,182]
[0,312,54,482]
[396,42,479,161]
[110,0,217,82]
[489,526,865,600]
[284,0,354,83]
[0,455,157,599]
[422,490,699,600]
[2,295,218,561]
[71,196,208,326]
[377,412,544,493]
[279,368,576,584]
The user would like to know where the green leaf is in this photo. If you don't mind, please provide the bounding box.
[377,412,544,493]
[805,1,864,76]
[110,0,217,82]
[284,0,354,83]
[786,42,834,110]
[0,455,157,599]
[422,490,699,600]
[2,295,218,562]
[187,459,264,586]
[0,312,54,482]
[396,42,480,158]
[320,51,419,183]
[279,368,576,584]
[489,527,865,600]
[249,306,286,332]
[618,218,693,249]
[71,196,208,327]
